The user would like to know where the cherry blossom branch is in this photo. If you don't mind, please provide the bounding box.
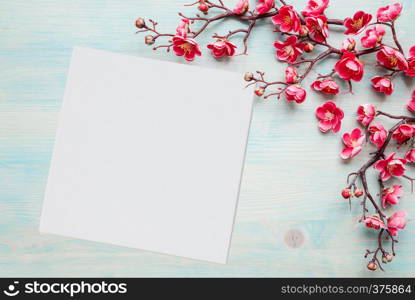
[136,0,413,272]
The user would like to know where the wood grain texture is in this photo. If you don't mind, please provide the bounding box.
[0,0,414,277]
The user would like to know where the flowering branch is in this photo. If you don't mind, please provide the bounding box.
[135,0,414,271]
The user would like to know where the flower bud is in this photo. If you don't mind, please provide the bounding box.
[303,43,314,53]
[198,2,209,14]
[367,261,378,271]
[341,188,352,199]
[342,38,356,51]
[299,25,309,37]
[383,253,394,263]
[244,72,254,82]
[135,17,146,29]
[254,87,265,97]
[144,35,155,45]
[354,189,364,197]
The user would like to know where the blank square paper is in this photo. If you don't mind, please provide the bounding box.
[40,47,253,263]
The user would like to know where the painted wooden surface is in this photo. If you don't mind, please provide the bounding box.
[1,0,414,277]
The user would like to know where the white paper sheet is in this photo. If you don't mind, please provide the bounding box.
[39,47,253,263]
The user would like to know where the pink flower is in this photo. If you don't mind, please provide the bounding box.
[343,11,372,35]
[388,211,407,236]
[256,0,275,15]
[176,18,190,37]
[342,38,356,51]
[315,101,344,133]
[405,148,415,162]
[377,3,403,22]
[368,122,387,148]
[207,39,237,58]
[340,128,365,159]
[376,46,408,71]
[374,152,406,181]
[357,104,376,127]
[305,15,329,43]
[311,79,339,95]
[274,35,303,63]
[361,25,386,48]
[364,215,386,230]
[334,51,364,82]
[233,0,249,15]
[392,124,414,144]
[272,5,301,33]
[371,76,394,95]
[285,85,306,103]
[301,0,329,17]
[285,66,298,84]
[172,36,202,62]
[407,90,415,112]
[405,46,415,77]
[382,185,403,208]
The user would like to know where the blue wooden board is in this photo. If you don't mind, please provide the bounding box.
[0,0,414,277]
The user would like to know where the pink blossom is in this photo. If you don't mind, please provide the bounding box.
[207,39,237,58]
[285,66,298,84]
[342,38,356,51]
[343,11,372,35]
[334,51,364,82]
[311,79,339,95]
[392,124,414,144]
[406,59,415,77]
[176,18,190,37]
[407,90,415,112]
[256,0,275,15]
[371,76,394,95]
[368,122,387,148]
[388,210,407,236]
[305,15,329,43]
[274,35,303,63]
[374,152,406,181]
[364,215,386,230]
[340,128,365,159]
[315,101,344,133]
[272,5,301,33]
[377,3,403,22]
[376,46,409,71]
[405,46,415,77]
[301,0,329,17]
[233,0,249,15]
[357,104,376,127]
[405,148,415,162]
[285,85,306,103]
[172,36,202,61]
[382,185,403,208]
[361,25,386,48]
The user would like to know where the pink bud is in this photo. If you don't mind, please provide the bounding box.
[342,188,352,199]
[354,189,364,197]
[198,2,209,14]
[144,35,155,45]
[303,43,314,53]
[135,17,146,29]
[244,72,254,82]
[299,25,309,37]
